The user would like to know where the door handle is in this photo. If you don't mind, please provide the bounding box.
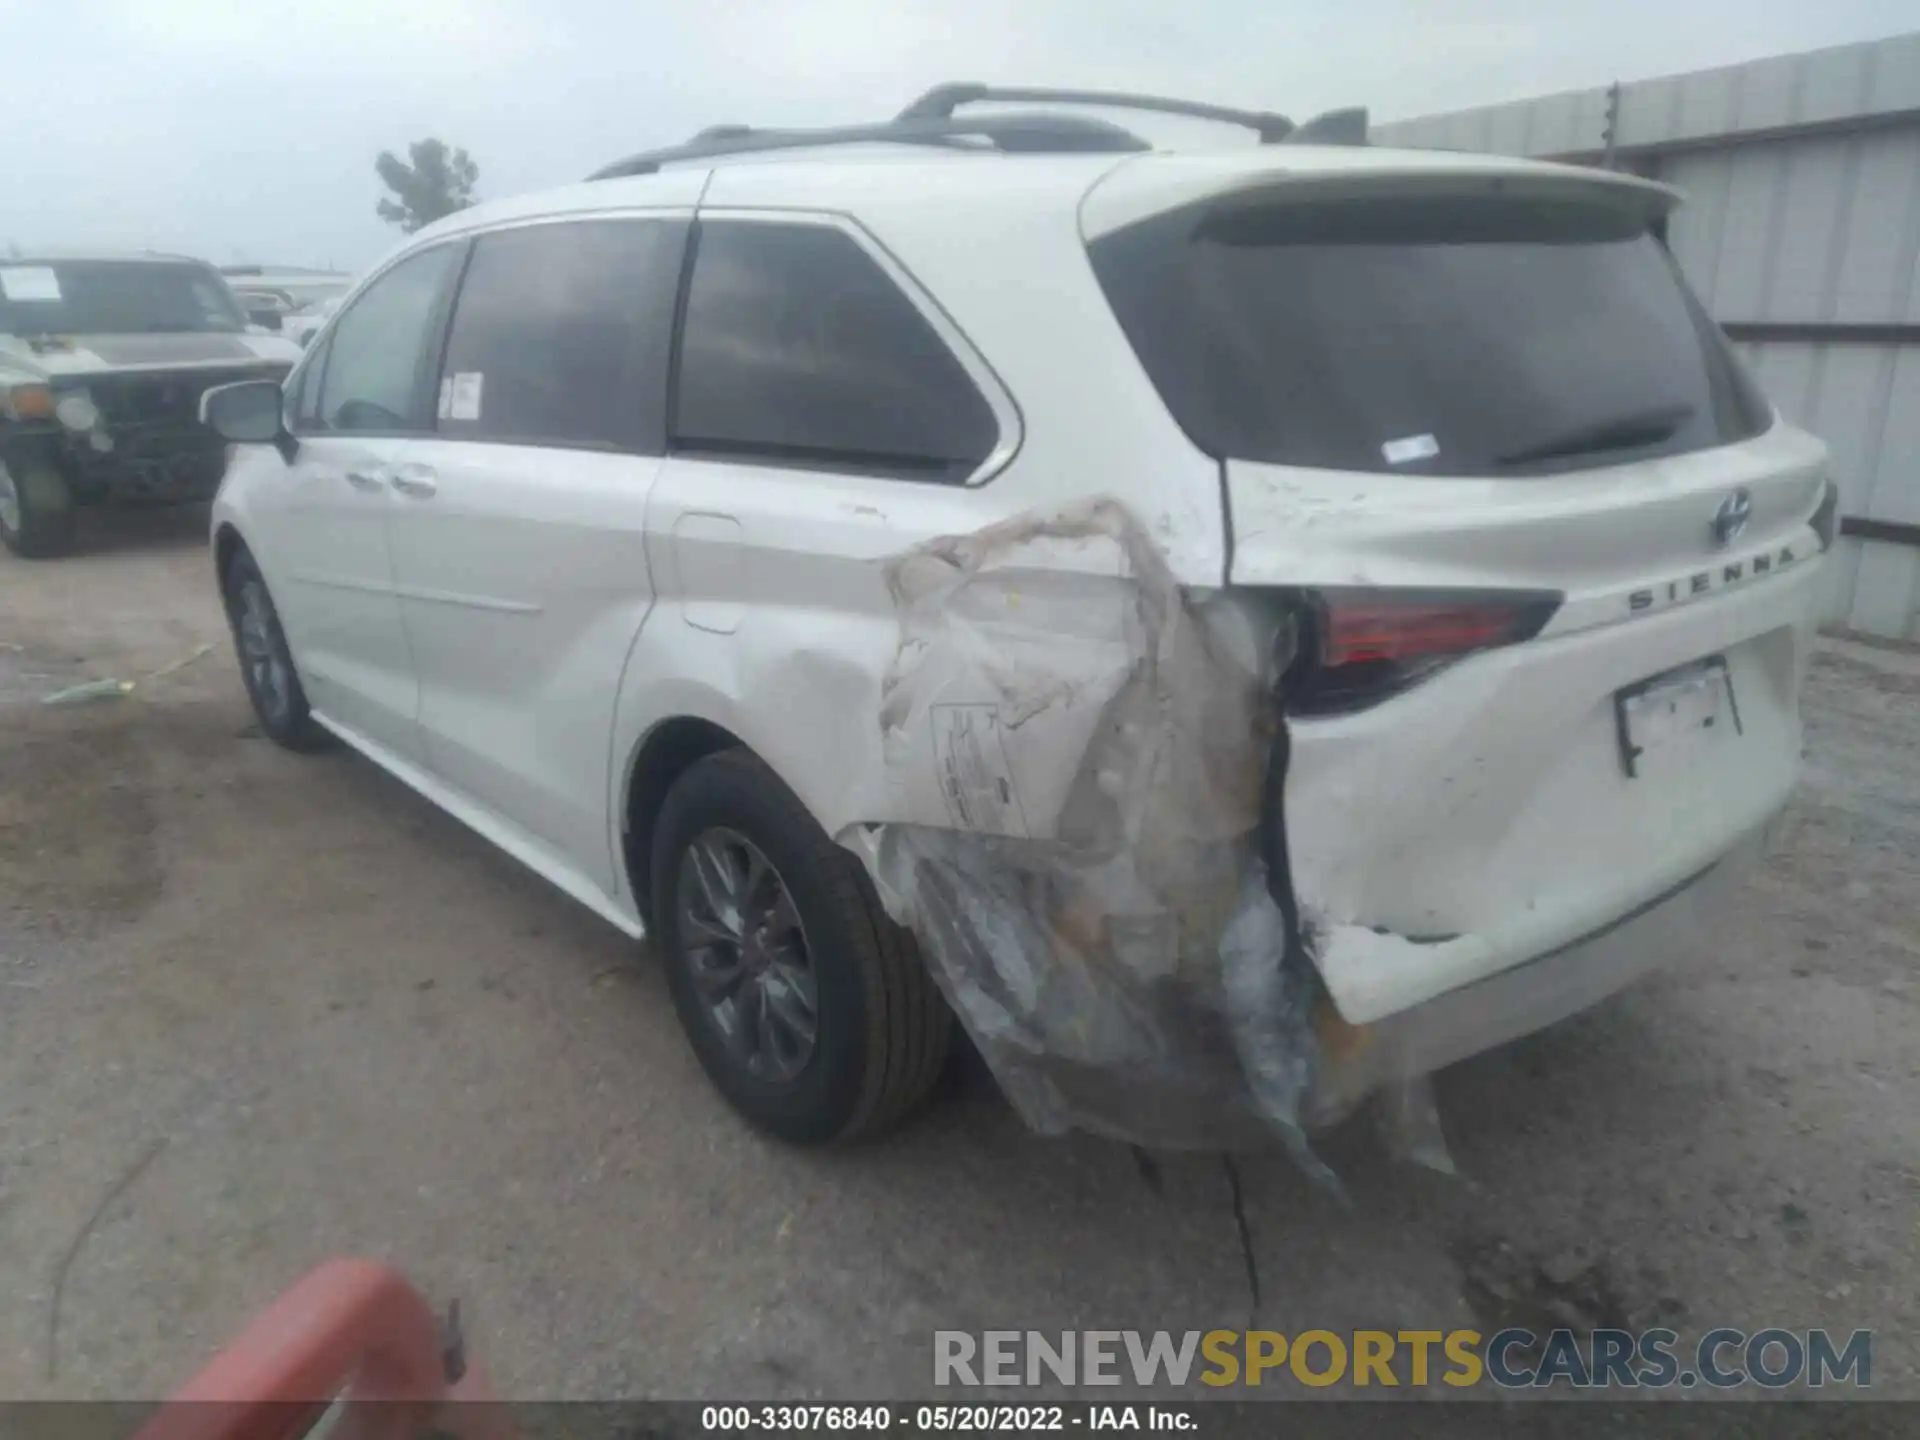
[389,465,438,499]
[344,468,386,490]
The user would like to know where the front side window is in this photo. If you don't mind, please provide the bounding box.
[285,344,326,430]
[672,220,999,481]
[312,245,461,434]
[0,261,246,336]
[436,218,686,452]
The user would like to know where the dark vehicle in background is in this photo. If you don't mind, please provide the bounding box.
[0,253,301,557]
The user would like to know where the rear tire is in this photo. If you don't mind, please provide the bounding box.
[0,454,78,558]
[651,749,952,1143]
[220,547,329,753]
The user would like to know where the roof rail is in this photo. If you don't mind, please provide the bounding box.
[1287,106,1370,145]
[589,112,1148,180]
[898,83,1297,144]
[899,84,1370,147]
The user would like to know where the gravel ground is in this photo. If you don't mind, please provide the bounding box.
[1,510,1915,1405]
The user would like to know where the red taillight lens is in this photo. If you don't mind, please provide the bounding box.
[1323,601,1537,667]
[1289,587,1561,716]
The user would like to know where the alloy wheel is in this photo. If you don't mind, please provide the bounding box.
[235,578,291,724]
[676,827,820,1083]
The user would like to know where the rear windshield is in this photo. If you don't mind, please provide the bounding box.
[0,261,248,337]
[1089,192,1771,477]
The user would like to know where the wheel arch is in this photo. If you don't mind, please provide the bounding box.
[212,519,249,587]
[620,714,748,928]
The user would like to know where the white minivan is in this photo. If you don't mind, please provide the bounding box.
[201,87,1834,1147]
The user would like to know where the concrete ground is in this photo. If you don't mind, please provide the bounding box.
[1,509,1916,1403]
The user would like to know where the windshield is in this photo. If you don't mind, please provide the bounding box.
[0,259,249,336]
[1090,191,1772,477]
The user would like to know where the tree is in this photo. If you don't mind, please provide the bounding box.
[374,138,479,233]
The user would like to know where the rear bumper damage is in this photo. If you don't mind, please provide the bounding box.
[861,498,1802,1165]
[1285,550,1821,1026]
[1304,813,1778,1126]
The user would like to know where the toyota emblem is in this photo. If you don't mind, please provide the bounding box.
[1711,488,1753,548]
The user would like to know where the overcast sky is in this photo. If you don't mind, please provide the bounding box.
[3,1,1913,272]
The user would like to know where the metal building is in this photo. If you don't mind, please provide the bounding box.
[1374,32,1920,641]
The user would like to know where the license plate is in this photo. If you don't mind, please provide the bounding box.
[1614,657,1742,779]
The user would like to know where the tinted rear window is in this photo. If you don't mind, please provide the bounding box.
[673,221,1000,481]
[1090,194,1771,477]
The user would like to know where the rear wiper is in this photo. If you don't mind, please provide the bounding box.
[1496,402,1696,467]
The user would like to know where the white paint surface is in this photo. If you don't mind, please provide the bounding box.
[214,139,1834,1060]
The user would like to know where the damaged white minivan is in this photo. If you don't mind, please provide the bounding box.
[201,87,1836,1152]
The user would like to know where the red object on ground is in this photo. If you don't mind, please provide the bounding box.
[134,1259,508,1440]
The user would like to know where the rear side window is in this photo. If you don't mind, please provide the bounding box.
[437,219,687,452]
[1091,193,1772,477]
[672,220,999,481]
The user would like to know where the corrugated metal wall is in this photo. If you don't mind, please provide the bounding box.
[1375,33,1920,641]
[1661,130,1920,636]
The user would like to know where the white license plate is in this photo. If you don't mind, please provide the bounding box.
[1615,658,1741,779]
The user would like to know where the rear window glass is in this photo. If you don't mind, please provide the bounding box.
[1090,193,1771,477]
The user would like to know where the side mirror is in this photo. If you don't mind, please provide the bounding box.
[201,379,285,444]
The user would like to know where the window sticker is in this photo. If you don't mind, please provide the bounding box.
[0,266,62,302]
[1382,433,1440,465]
[448,371,483,421]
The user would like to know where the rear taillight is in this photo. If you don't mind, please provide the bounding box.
[1286,587,1561,716]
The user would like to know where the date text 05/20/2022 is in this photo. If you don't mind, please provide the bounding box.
[701,1404,1195,1431]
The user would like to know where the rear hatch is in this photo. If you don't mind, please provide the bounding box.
[1085,152,1834,1023]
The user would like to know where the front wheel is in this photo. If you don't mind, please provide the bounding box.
[220,547,329,752]
[651,750,952,1143]
[0,454,78,558]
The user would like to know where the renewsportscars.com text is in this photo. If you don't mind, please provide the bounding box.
[933,1328,1872,1390]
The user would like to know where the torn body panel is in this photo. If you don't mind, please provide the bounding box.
[867,497,1329,1154]
[862,488,1818,1152]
